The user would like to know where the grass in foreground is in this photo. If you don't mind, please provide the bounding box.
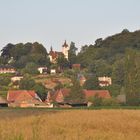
[0,110,140,140]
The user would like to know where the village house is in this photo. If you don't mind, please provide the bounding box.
[38,67,48,74]
[50,69,56,74]
[7,90,47,108]
[0,96,8,107]
[77,74,86,86]
[83,90,111,99]
[98,76,112,87]
[0,65,16,74]
[47,88,111,107]
[11,75,23,82]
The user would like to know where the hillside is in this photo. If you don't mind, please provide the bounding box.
[77,29,140,70]
[33,75,71,89]
[76,29,140,98]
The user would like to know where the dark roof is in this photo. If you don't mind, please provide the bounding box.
[0,65,15,69]
[62,40,69,48]
[49,51,63,59]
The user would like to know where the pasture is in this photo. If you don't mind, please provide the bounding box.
[0,109,140,140]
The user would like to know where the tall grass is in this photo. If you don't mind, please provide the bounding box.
[0,110,140,140]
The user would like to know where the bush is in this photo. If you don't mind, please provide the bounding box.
[103,84,121,97]
[33,83,47,101]
[0,76,11,86]
[21,62,39,75]
[88,95,102,107]
[88,95,120,107]
[63,69,75,78]
[102,98,119,106]
[19,75,36,90]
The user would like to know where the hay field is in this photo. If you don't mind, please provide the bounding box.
[0,109,140,140]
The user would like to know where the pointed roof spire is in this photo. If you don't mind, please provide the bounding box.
[63,40,68,48]
[50,46,53,52]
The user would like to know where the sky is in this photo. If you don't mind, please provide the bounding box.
[0,0,140,52]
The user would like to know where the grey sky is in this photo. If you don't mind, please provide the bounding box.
[0,0,140,51]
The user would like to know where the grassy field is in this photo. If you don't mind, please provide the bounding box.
[0,109,140,140]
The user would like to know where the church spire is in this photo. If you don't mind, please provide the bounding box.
[50,46,53,52]
[63,40,68,48]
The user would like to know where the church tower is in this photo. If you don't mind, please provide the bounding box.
[62,40,69,60]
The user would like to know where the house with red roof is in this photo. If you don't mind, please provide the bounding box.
[72,64,81,70]
[7,90,46,108]
[77,74,86,86]
[48,89,111,107]
[83,90,111,99]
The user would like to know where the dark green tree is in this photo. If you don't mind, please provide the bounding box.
[1,43,15,59]
[1,42,50,68]
[68,42,78,64]
[83,76,100,90]
[19,75,36,90]
[65,78,85,104]
[112,59,125,85]
[33,83,47,101]
[95,38,103,47]
[56,54,69,69]
[22,62,39,75]
[88,94,102,107]
[0,76,11,86]
[124,49,140,105]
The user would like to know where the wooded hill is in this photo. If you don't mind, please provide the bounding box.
[76,29,140,102]
[0,42,50,69]
[77,29,140,72]
[77,29,140,82]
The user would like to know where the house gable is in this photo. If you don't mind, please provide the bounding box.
[55,90,65,103]
[7,90,42,106]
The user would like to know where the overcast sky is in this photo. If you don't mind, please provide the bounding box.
[0,0,140,51]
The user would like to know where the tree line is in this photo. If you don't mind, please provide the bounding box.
[0,29,140,105]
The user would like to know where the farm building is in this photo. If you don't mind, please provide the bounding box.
[47,88,111,107]
[0,65,16,74]
[0,96,8,107]
[7,90,46,108]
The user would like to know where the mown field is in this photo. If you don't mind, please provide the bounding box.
[0,109,140,140]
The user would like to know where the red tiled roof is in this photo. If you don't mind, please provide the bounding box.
[61,88,70,96]
[49,51,58,59]
[83,90,111,98]
[49,51,63,59]
[99,81,109,84]
[52,89,70,100]
[7,90,36,102]
[50,89,111,103]
[72,64,81,68]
